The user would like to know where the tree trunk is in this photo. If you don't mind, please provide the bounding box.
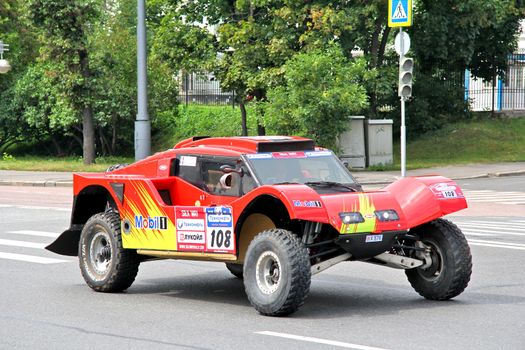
[99,127,110,156]
[79,49,95,165]
[82,106,96,164]
[368,13,388,118]
[253,89,266,136]
[50,136,64,156]
[239,100,248,136]
[111,115,117,154]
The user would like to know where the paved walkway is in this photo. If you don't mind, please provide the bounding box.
[1,162,524,187]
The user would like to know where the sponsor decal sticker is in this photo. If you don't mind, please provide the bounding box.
[305,151,332,157]
[174,206,236,254]
[134,215,168,230]
[180,155,197,167]
[246,153,273,159]
[430,182,464,200]
[293,200,322,208]
[273,151,306,158]
[176,218,205,231]
[205,207,235,253]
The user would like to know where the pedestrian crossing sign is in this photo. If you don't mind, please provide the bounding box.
[388,0,412,27]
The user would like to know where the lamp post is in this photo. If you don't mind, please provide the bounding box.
[0,41,11,74]
[135,0,151,161]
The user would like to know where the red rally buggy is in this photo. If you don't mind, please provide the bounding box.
[47,136,472,316]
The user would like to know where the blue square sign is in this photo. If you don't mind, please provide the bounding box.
[388,0,412,27]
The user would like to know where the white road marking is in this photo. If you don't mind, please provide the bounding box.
[463,190,525,205]
[0,204,69,211]
[468,241,525,251]
[0,252,68,264]
[0,239,47,249]
[462,229,525,237]
[255,331,389,350]
[467,239,525,247]
[7,230,60,238]
[452,219,525,250]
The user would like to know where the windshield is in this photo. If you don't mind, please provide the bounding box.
[245,151,357,185]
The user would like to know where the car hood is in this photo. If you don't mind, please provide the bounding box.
[275,175,467,233]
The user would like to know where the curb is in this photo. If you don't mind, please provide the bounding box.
[0,180,72,187]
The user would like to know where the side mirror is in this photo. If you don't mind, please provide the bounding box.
[220,164,244,176]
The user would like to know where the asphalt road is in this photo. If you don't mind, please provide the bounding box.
[0,176,524,349]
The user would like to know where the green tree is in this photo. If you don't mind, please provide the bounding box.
[265,47,368,149]
[28,0,100,164]
[0,0,39,153]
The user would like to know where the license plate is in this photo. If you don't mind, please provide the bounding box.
[365,234,383,243]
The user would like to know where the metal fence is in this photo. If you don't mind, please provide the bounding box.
[178,72,235,106]
[466,52,525,112]
[180,54,525,113]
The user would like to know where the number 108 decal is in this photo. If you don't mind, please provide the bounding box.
[208,229,232,249]
[206,207,235,253]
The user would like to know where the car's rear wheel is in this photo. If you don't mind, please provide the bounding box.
[243,229,311,316]
[406,219,472,300]
[225,263,243,279]
[79,211,140,292]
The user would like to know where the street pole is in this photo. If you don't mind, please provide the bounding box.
[399,28,407,177]
[135,0,151,161]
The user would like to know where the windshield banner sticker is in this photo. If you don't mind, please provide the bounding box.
[246,151,332,159]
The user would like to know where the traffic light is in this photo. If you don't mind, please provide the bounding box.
[398,57,413,97]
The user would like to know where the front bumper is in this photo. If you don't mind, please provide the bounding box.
[335,230,406,260]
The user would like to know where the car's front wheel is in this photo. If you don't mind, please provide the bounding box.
[243,229,311,316]
[79,211,140,292]
[406,219,472,300]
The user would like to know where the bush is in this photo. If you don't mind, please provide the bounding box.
[264,47,368,150]
[156,105,257,149]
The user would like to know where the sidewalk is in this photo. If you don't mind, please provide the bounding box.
[1,162,524,187]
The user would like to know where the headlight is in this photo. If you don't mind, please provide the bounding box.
[339,212,365,224]
[374,209,399,222]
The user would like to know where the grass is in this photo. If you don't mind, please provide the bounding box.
[0,155,133,172]
[0,117,524,172]
[402,117,525,168]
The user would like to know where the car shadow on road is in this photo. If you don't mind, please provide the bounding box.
[128,270,251,308]
[121,269,525,319]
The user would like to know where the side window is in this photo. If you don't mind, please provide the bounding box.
[172,155,205,189]
[201,157,238,196]
[172,155,257,196]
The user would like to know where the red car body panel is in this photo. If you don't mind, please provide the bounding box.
[49,136,467,258]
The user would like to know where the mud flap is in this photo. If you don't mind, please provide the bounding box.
[45,227,82,256]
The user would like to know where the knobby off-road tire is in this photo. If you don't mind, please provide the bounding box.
[79,212,140,292]
[225,263,244,279]
[243,229,311,316]
[406,219,472,300]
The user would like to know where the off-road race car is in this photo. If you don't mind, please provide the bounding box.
[47,136,472,316]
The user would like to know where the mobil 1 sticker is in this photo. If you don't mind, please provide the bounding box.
[205,207,235,253]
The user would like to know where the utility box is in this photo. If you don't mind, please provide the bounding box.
[338,116,366,168]
[365,119,393,166]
